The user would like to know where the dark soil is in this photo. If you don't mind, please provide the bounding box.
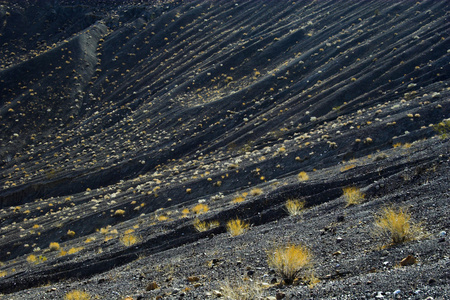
[0,0,449,299]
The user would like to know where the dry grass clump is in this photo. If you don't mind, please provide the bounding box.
[157,215,169,221]
[84,237,96,243]
[297,171,309,181]
[60,247,84,256]
[49,242,60,251]
[68,247,84,255]
[99,227,110,234]
[249,188,263,196]
[124,228,135,234]
[193,219,220,232]
[226,219,249,236]
[192,203,209,214]
[232,195,245,204]
[181,208,190,217]
[374,206,423,245]
[340,164,356,172]
[103,236,114,242]
[120,234,139,247]
[220,279,263,300]
[285,199,306,216]
[267,244,313,285]
[342,187,365,207]
[26,255,37,264]
[26,254,47,264]
[64,290,90,300]
[433,119,450,139]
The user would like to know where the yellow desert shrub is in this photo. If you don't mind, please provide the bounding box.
[433,119,450,139]
[221,278,263,300]
[113,209,125,217]
[342,187,365,207]
[157,215,168,221]
[226,219,249,236]
[374,206,423,244]
[232,195,245,204]
[26,255,37,264]
[67,247,84,255]
[267,244,313,285]
[285,199,306,216]
[49,242,60,251]
[297,171,309,181]
[26,254,47,264]
[249,188,263,196]
[64,290,90,300]
[193,219,220,232]
[84,237,96,243]
[192,203,209,214]
[120,234,139,247]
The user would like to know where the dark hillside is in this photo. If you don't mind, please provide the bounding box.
[0,1,449,299]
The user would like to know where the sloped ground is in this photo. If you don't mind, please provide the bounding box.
[0,0,449,299]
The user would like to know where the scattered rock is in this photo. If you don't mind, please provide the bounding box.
[276,291,286,299]
[399,255,417,267]
[146,282,159,291]
[187,276,200,282]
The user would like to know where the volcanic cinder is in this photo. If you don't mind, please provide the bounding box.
[0,1,449,299]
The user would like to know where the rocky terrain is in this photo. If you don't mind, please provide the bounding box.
[0,0,449,299]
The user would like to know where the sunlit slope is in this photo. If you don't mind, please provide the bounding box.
[0,0,448,294]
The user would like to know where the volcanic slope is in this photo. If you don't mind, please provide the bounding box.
[0,0,449,299]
